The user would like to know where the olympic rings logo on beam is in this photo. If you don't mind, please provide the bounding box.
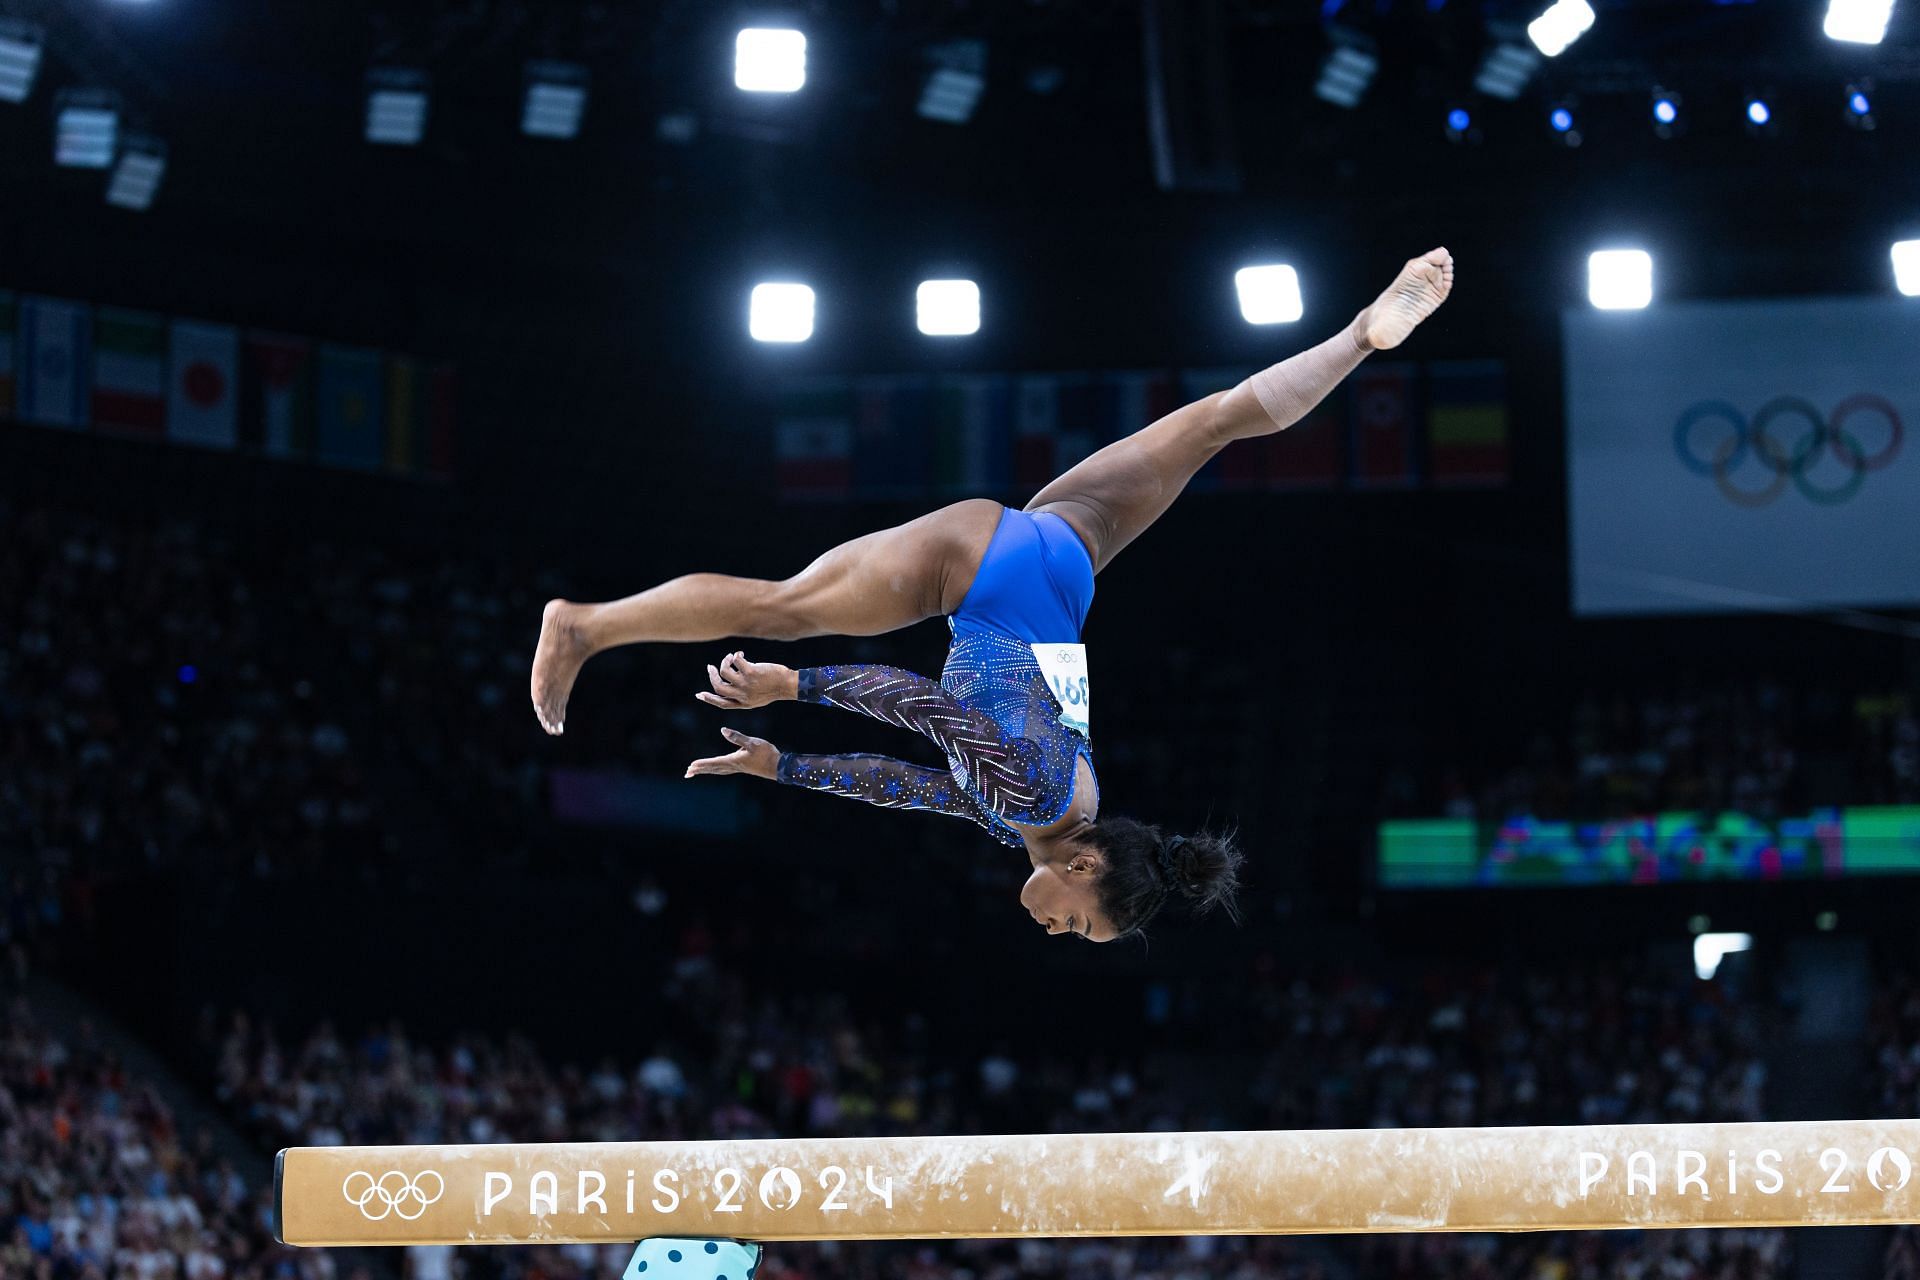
[343,1170,446,1221]
[1673,395,1903,507]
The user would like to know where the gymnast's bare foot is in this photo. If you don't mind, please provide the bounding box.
[1361,248,1454,351]
[531,599,593,735]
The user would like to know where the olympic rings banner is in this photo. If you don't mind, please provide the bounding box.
[1564,298,1919,615]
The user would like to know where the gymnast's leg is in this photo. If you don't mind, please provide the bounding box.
[530,498,1004,733]
[1027,248,1454,572]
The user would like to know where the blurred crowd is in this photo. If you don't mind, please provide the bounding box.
[0,505,382,939]
[1867,969,1920,1280]
[0,994,336,1280]
[0,499,696,961]
[1390,680,1918,824]
[1241,957,1769,1131]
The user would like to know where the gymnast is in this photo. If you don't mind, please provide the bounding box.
[531,249,1453,941]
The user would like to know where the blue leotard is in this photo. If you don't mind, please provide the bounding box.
[776,507,1097,846]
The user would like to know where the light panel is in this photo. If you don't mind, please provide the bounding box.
[1693,932,1752,981]
[916,279,981,336]
[1893,240,1920,297]
[750,282,815,343]
[1235,264,1304,325]
[0,21,41,103]
[1314,44,1379,109]
[1824,0,1895,44]
[918,68,984,123]
[523,63,589,139]
[55,92,118,168]
[366,69,429,145]
[1527,0,1596,56]
[1474,42,1541,100]
[106,136,166,209]
[735,28,806,93]
[1587,249,1653,311]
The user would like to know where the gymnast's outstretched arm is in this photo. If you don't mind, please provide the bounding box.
[694,652,1051,821]
[776,753,1016,844]
[683,729,1019,846]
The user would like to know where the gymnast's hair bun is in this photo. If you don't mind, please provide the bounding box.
[1158,829,1245,922]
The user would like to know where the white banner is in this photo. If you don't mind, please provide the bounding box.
[1565,297,1920,615]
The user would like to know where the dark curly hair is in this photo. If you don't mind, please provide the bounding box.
[1082,815,1244,939]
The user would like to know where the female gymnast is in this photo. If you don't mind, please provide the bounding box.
[531,249,1453,942]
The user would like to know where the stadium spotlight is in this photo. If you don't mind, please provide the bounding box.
[918,39,987,124]
[106,135,165,209]
[1474,38,1542,100]
[1234,264,1304,325]
[0,19,42,103]
[1693,931,1751,981]
[735,27,806,93]
[1846,82,1875,129]
[1547,101,1581,146]
[54,89,119,168]
[1824,0,1894,44]
[1527,0,1595,57]
[1313,30,1379,110]
[916,279,981,336]
[1651,88,1681,136]
[1587,248,1653,310]
[1744,96,1774,133]
[1893,240,1920,297]
[749,282,814,343]
[366,68,429,145]
[523,61,588,139]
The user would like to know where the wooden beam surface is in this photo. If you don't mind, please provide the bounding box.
[275,1120,1920,1246]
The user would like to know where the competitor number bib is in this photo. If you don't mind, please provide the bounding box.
[1031,643,1090,736]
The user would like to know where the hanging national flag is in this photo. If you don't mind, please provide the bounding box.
[1427,359,1510,487]
[853,376,929,499]
[1174,364,1342,492]
[426,363,456,476]
[92,308,166,436]
[1348,363,1416,489]
[385,355,423,473]
[1107,369,1180,442]
[1180,367,1249,492]
[167,320,239,449]
[1270,397,1343,490]
[316,345,385,469]
[775,376,854,499]
[1013,374,1061,491]
[17,296,92,429]
[929,374,1012,497]
[245,332,313,459]
[0,292,15,420]
[1048,373,1099,476]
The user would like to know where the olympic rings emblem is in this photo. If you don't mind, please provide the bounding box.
[343,1170,446,1221]
[1673,395,1903,507]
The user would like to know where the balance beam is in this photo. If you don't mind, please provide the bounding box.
[275,1119,1920,1246]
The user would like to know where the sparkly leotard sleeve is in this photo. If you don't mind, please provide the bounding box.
[775,641,1092,849]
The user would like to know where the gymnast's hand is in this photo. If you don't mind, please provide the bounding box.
[696,651,799,710]
[685,727,781,781]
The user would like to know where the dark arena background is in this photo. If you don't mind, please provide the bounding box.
[4,0,1920,1277]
